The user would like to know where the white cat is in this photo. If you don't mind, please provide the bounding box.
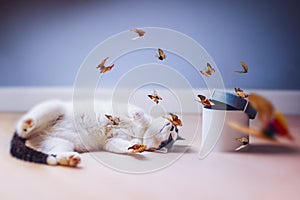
[10,100,182,167]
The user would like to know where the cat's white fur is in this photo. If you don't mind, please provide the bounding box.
[16,100,179,167]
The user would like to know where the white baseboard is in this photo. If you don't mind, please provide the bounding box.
[0,87,299,115]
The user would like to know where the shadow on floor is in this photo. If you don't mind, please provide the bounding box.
[169,145,198,154]
[238,144,300,154]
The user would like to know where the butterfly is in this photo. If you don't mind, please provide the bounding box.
[195,95,213,108]
[155,48,167,60]
[105,114,120,125]
[200,63,215,77]
[163,113,182,127]
[96,57,115,74]
[148,90,162,104]
[228,93,293,142]
[128,144,147,153]
[235,137,249,151]
[130,29,145,40]
[235,61,248,73]
[234,88,248,98]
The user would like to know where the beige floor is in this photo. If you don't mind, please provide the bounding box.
[0,113,299,200]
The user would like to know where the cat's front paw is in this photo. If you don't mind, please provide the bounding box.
[17,118,36,138]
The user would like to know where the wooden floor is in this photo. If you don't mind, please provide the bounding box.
[0,113,300,200]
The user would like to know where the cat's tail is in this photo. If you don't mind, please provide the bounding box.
[10,131,57,165]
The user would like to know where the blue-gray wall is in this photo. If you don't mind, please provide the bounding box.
[1,0,300,89]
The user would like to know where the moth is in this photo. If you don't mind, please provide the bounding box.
[200,63,215,77]
[96,57,115,74]
[148,90,162,104]
[155,48,167,60]
[195,94,213,108]
[234,88,248,98]
[128,144,147,153]
[130,29,145,40]
[235,61,248,74]
[228,93,293,141]
[235,137,249,151]
[105,114,120,125]
[163,113,182,127]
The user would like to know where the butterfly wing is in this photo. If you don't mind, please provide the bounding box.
[200,70,209,77]
[169,113,178,121]
[105,114,113,121]
[201,63,215,77]
[131,29,145,37]
[197,95,212,107]
[169,113,182,126]
[153,90,162,101]
[207,63,215,72]
[240,61,248,73]
[131,29,145,40]
[128,144,147,153]
[235,137,249,151]
[235,144,248,151]
[148,94,154,100]
[158,48,166,59]
[235,61,248,73]
[97,57,109,69]
[234,88,248,98]
[100,64,114,74]
[197,95,206,101]
[100,67,108,74]
[136,29,145,37]
[107,64,115,70]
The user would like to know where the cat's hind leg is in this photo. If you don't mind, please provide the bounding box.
[16,100,67,138]
[38,137,81,167]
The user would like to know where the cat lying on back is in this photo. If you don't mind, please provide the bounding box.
[10,100,183,167]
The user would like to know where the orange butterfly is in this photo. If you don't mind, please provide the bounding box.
[128,144,147,153]
[235,137,249,151]
[96,57,115,74]
[148,90,162,104]
[130,29,145,40]
[234,88,248,98]
[228,93,293,141]
[155,48,166,60]
[200,63,215,77]
[195,95,213,108]
[163,113,182,127]
[235,61,248,73]
[105,114,120,125]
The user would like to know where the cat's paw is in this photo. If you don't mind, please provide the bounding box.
[56,152,81,167]
[17,118,36,138]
